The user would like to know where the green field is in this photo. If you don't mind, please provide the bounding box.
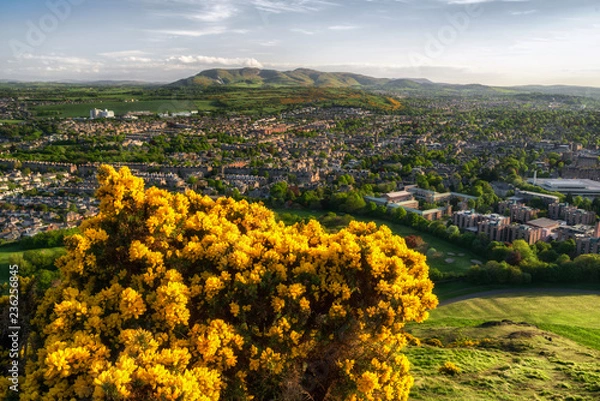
[273,208,481,274]
[29,86,402,118]
[32,99,218,118]
[0,119,24,124]
[404,291,600,400]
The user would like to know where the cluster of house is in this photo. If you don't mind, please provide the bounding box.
[0,168,76,198]
[0,195,98,241]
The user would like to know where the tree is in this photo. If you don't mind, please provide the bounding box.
[20,166,438,401]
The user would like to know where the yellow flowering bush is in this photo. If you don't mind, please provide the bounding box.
[22,165,437,401]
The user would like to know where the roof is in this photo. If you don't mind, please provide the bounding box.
[527,218,560,229]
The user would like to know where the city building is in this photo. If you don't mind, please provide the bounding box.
[90,108,115,119]
[506,224,543,245]
[514,189,560,205]
[384,191,415,204]
[403,205,452,222]
[453,210,485,231]
[528,178,600,197]
[498,201,539,223]
[478,214,511,242]
[548,203,596,226]
[526,217,561,241]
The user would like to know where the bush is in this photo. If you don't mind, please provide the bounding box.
[425,338,444,348]
[19,166,438,401]
[439,361,461,376]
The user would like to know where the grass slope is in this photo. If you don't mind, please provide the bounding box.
[405,292,600,400]
[405,323,600,401]
[420,292,600,351]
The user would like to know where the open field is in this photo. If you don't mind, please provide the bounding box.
[404,291,600,400]
[29,87,402,118]
[0,119,25,124]
[32,99,217,118]
[272,208,480,274]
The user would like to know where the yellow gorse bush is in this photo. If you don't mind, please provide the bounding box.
[22,165,438,401]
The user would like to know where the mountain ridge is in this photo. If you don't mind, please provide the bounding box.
[168,68,600,99]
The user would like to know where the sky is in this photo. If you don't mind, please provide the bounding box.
[1,0,599,86]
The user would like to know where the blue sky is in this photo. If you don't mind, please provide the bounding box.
[1,0,599,86]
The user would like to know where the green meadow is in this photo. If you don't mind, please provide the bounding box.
[405,291,600,401]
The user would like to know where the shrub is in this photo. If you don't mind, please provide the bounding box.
[439,361,461,376]
[19,166,438,401]
[424,338,444,348]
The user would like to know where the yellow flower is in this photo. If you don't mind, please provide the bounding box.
[229,302,240,317]
[356,371,380,394]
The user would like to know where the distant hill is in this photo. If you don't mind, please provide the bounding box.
[170,68,600,99]
[169,67,395,88]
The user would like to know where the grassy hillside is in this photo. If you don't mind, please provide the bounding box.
[405,292,600,400]
[171,67,391,88]
[419,292,600,350]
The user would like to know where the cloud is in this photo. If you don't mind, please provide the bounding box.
[167,55,264,68]
[510,9,537,15]
[290,28,315,35]
[98,50,151,58]
[445,0,530,4]
[187,3,237,22]
[328,25,359,30]
[151,3,238,22]
[250,0,336,14]
[12,54,104,75]
[149,27,228,36]
[20,54,101,67]
[258,40,281,46]
[128,0,238,25]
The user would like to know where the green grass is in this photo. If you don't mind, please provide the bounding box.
[0,119,24,124]
[416,292,600,350]
[405,291,600,400]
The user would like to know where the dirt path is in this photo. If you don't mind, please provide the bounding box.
[439,287,600,307]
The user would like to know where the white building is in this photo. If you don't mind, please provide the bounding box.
[90,108,115,119]
[528,178,600,198]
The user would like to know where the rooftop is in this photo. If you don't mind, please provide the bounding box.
[527,217,560,229]
[528,178,600,194]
